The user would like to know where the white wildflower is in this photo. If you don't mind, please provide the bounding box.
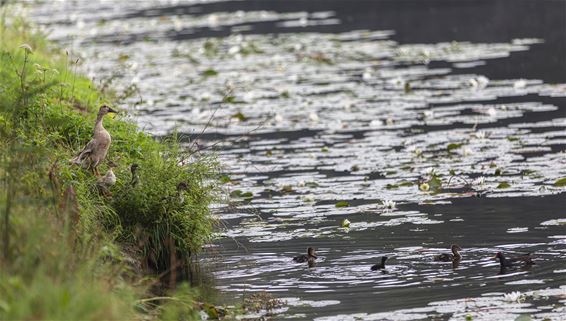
[503,291,525,303]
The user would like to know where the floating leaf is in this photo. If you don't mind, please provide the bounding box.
[224,96,237,104]
[231,112,246,121]
[219,174,231,184]
[201,68,218,77]
[280,185,293,193]
[335,201,350,208]
[386,184,399,190]
[447,143,463,152]
[554,177,566,187]
[497,182,511,189]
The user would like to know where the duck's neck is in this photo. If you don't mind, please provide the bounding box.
[452,248,461,258]
[94,114,105,132]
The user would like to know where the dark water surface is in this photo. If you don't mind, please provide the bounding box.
[28,0,566,319]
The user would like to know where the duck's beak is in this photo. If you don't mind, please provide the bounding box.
[107,107,118,114]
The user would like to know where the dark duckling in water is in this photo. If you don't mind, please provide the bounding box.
[293,247,317,264]
[495,252,534,268]
[434,244,462,262]
[371,256,388,271]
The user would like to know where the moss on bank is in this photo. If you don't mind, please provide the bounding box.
[0,12,218,321]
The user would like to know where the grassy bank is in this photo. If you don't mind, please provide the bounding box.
[0,12,219,321]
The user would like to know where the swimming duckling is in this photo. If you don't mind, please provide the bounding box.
[130,163,140,187]
[495,252,534,268]
[371,256,388,270]
[434,244,462,262]
[293,247,317,264]
[70,105,118,176]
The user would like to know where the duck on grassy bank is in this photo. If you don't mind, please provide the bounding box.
[434,244,462,262]
[70,105,117,176]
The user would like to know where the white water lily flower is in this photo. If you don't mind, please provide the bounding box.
[474,176,486,186]
[383,200,396,209]
[309,112,319,122]
[486,107,497,117]
[423,110,434,119]
[302,194,315,203]
[419,183,430,191]
[362,68,372,81]
[503,291,525,303]
[514,79,527,89]
[342,218,351,228]
[472,131,486,139]
[469,76,489,90]
[297,180,306,187]
[274,113,284,123]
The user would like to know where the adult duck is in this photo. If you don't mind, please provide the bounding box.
[434,244,462,262]
[371,256,388,271]
[495,252,534,268]
[70,105,117,176]
[293,247,317,264]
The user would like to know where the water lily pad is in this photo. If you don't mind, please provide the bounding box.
[553,177,566,187]
[335,201,350,208]
[497,182,511,189]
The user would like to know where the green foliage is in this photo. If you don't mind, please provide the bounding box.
[0,13,217,320]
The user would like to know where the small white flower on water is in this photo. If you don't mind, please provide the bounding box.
[309,112,319,122]
[503,291,524,303]
[472,131,486,139]
[514,79,527,89]
[385,117,394,126]
[342,218,351,228]
[419,183,430,191]
[369,119,382,127]
[297,180,306,187]
[362,68,372,81]
[423,110,434,119]
[414,148,423,156]
[474,176,486,186]
[130,75,140,85]
[207,14,219,27]
[293,43,303,52]
[228,45,240,55]
[302,194,315,203]
[486,107,497,117]
[383,200,396,210]
[460,147,473,156]
[199,92,211,101]
[468,76,489,90]
[191,108,201,115]
[274,113,284,123]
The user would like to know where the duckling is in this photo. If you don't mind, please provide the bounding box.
[130,163,140,187]
[434,244,462,262]
[293,247,317,264]
[371,256,388,270]
[495,252,534,268]
[70,105,117,176]
[176,182,188,204]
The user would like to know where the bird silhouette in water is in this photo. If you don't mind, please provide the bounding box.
[70,105,118,176]
[495,252,534,268]
[130,163,140,187]
[434,244,462,262]
[293,247,317,267]
[371,256,388,271]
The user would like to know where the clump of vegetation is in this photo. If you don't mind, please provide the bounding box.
[0,11,218,320]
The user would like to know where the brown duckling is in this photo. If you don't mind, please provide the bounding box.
[495,252,534,268]
[293,247,317,264]
[371,256,388,271]
[130,163,140,187]
[434,244,462,262]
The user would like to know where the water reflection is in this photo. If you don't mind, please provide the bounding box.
[27,0,566,319]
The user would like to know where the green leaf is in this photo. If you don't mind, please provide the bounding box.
[231,112,246,121]
[201,68,218,77]
[447,143,463,152]
[554,177,566,187]
[335,201,350,208]
[497,182,511,189]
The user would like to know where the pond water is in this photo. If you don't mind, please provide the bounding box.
[27,0,566,320]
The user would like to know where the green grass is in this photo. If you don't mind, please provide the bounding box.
[0,10,219,321]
